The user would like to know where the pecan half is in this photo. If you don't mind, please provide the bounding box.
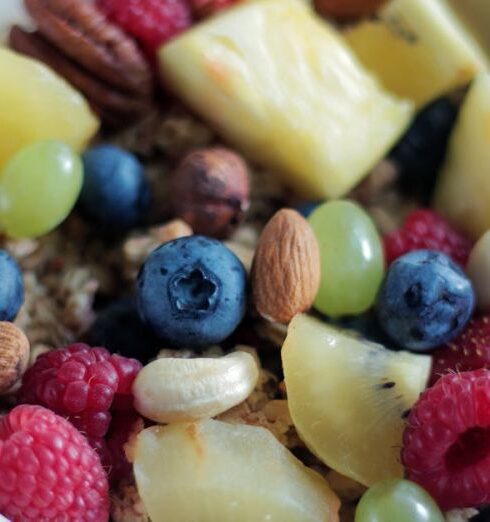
[24,0,152,97]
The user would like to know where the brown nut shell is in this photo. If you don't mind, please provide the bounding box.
[251,209,321,324]
[171,148,250,239]
[0,322,30,394]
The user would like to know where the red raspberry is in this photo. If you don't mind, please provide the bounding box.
[430,314,490,385]
[0,405,109,521]
[96,0,192,58]
[402,370,490,510]
[190,0,238,18]
[384,209,472,267]
[18,344,142,439]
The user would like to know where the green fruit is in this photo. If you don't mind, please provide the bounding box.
[0,140,83,238]
[355,479,444,522]
[282,314,431,486]
[308,200,384,316]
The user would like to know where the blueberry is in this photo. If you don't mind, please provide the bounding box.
[389,97,458,201]
[80,145,150,230]
[376,250,475,351]
[137,236,247,347]
[0,250,24,321]
[88,297,158,363]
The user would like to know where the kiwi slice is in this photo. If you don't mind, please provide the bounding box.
[282,314,431,486]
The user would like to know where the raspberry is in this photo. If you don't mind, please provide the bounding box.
[0,405,109,521]
[190,0,237,18]
[384,209,472,267]
[96,0,192,58]
[402,370,490,510]
[18,344,142,438]
[430,314,490,385]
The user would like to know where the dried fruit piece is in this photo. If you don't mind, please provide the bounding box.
[252,209,320,324]
[133,351,259,423]
[134,419,340,521]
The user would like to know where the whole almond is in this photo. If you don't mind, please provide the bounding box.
[0,322,30,394]
[252,209,321,324]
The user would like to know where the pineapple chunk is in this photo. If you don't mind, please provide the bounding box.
[0,49,99,168]
[159,0,412,199]
[434,73,490,239]
[134,420,340,521]
[345,0,489,108]
[448,0,490,58]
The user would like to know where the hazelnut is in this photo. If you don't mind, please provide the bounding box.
[171,148,250,239]
[0,322,30,394]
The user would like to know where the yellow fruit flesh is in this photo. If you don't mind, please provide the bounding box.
[434,73,490,239]
[134,420,340,522]
[345,0,489,107]
[282,315,431,487]
[448,0,490,58]
[159,0,412,199]
[0,49,99,168]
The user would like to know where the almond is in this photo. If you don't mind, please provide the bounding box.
[0,322,30,394]
[251,209,321,324]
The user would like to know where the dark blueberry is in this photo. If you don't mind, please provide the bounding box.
[471,505,490,521]
[88,297,158,362]
[389,97,458,201]
[0,250,23,321]
[376,250,475,351]
[294,201,322,218]
[79,145,150,231]
[137,236,247,347]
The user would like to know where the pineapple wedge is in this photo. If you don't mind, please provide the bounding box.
[345,0,489,108]
[0,49,99,168]
[434,73,490,239]
[159,0,412,199]
[134,420,340,522]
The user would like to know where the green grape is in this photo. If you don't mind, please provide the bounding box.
[0,140,83,238]
[355,479,444,522]
[308,200,384,317]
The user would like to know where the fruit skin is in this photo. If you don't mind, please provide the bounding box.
[434,74,490,239]
[18,343,142,438]
[96,0,192,59]
[171,147,250,239]
[282,314,431,486]
[0,48,98,169]
[137,236,247,347]
[314,0,387,20]
[402,369,490,510]
[345,0,489,108]
[309,200,384,317]
[376,250,475,351]
[88,297,159,363]
[430,314,490,385]
[80,145,150,232]
[0,404,109,521]
[0,250,24,321]
[389,98,458,201]
[0,140,83,238]
[355,479,444,522]
[159,0,413,200]
[383,209,472,267]
[134,419,340,521]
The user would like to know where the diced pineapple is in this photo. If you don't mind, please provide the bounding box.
[0,49,99,168]
[345,0,489,107]
[434,73,490,239]
[159,0,412,199]
[134,420,340,522]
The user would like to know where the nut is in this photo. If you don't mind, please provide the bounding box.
[0,322,30,394]
[314,0,388,20]
[171,148,250,239]
[251,209,321,324]
[11,0,153,126]
[133,351,259,423]
[467,230,490,311]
